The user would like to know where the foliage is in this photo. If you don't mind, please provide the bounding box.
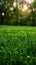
[0,0,2,2]
[0,0,36,26]
[32,0,36,8]
[0,26,36,65]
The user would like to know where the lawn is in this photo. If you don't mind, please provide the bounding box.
[0,26,36,65]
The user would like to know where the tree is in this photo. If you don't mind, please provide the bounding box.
[32,0,36,8]
[28,0,36,26]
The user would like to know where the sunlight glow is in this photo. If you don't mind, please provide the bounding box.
[25,0,34,4]
[10,7,14,11]
[2,12,4,16]
[13,2,16,7]
[22,4,28,12]
[23,4,28,11]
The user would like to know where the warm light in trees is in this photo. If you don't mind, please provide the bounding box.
[2,12,4,16]
[13,2,16,8]
[22,4,28,12]
[10,7,14,11]
[23,4,28,11]
[25,0,34,4]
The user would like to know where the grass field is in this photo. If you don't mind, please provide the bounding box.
[0,26,36,65]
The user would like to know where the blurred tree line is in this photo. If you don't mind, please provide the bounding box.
[0,0,36,26]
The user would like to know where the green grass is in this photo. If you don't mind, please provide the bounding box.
[0,26,36,65]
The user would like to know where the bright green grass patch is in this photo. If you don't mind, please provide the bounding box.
[0,26,36,65]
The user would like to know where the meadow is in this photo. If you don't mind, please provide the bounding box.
[0,26,36,65]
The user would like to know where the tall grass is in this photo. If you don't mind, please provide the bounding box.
[0,26,36,65]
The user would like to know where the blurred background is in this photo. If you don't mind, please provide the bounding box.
[0,0,36,26]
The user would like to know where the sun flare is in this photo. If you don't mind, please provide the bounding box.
[23,4,28,11]
[22,3,28,12]
[25,0,34,4]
